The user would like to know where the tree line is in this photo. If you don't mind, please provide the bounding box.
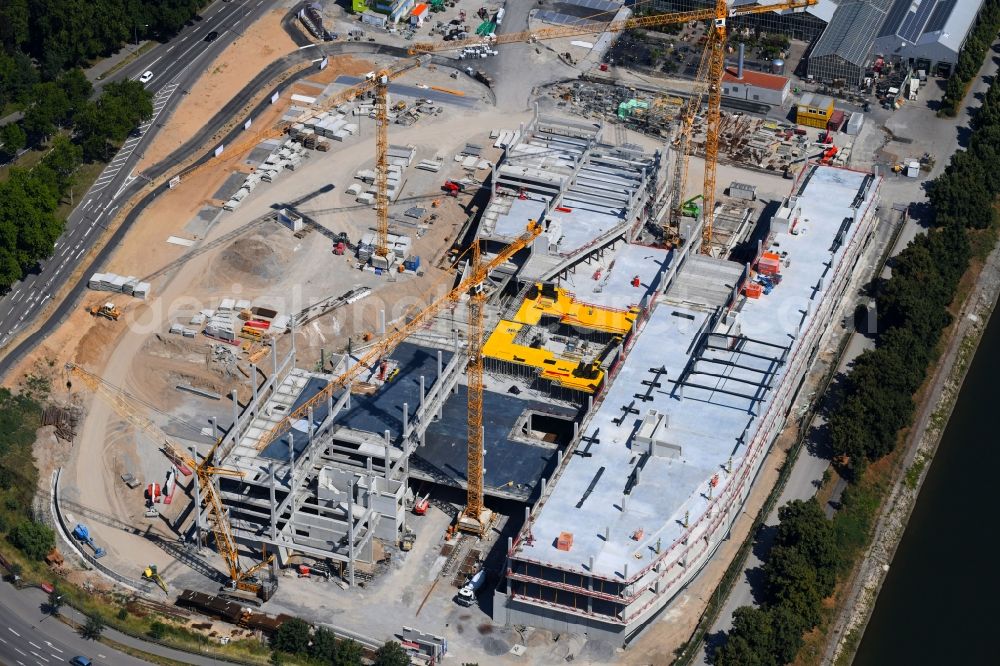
[270,618,412,666]
[940,0,1000,116]
[0,378,55,564]
[0,0,209,81]
[0,79,152,290]
[715,32,1000,664]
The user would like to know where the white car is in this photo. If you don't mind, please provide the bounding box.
[139,70,153,84]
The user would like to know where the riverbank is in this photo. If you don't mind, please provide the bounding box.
[824,231,1000,664]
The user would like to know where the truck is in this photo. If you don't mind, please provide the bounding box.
[455,569,485,607]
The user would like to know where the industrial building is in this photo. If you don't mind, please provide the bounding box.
[874,0,986,76]
[722,49,791,106]
[806,0,894,87]
[493,163,882,645]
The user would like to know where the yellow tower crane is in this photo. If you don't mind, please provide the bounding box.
[65,363,275,598]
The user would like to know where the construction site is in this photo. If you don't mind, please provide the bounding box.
[29,0,893,663]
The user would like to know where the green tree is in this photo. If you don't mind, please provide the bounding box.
[41,135,83,194]
[271,618,310,655]
[0,0,30,52]
[0,123,27,156]
[335,638,364,666]
[147,621,167,639]
[81,616,104,640]
[762,546,822,628]
[309,626,337,662]
[374,640,411,666]
[47,590,63,615]
[7,520,54,560]
[714,606,775,666]
[773,499,838,595]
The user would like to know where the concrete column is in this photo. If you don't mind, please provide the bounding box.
[384,430,392,479]
[307,407,315,446]
[557,449,563,466]
[209,417,217,440]
[402,402,410,439]
[272,340,278,378]
[347,478,356,587]
[378,309,386,336]
[437,351,444,419]
[250,364,259,414]
[587,394,593,412]
[268,463,277,539]
[419,375,425,410]
[420,431,426,448]
[327,393,334,423]
[190,446,203,548]
[540,477,546,495]
[345,391,351,410]
[231,390,239,434]
[287,433,295,532]
[367,456,373,473]
[506,537,513,595]
[573,420,579,440]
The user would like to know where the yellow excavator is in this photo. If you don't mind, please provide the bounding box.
[143,564,168,594]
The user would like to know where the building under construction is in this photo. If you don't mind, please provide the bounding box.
[492,163,881,644]
[204,109,879,646]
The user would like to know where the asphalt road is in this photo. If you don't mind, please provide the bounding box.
[0,578,149,666]
[0,0,279,352]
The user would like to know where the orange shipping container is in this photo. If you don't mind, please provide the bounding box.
[556,532,574,551]
[745,283,763,299]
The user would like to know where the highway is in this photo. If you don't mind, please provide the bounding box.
[0,575,242,665]
[0,0,279,352]
[0,578,149,666]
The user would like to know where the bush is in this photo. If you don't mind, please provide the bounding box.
[147,621,167,639]
[8,520,54,560]
[374,640,411,666]
[271,618,310,655]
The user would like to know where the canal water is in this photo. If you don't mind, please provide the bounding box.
[853,306,999,665]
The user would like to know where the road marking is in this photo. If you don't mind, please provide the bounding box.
[12,289,20,301]
[98,654,107,659]
[75,248,85,259]
[27,641,40,650]
[44,642,61,654]
[7,307,13,315]
[166,45,175,53]
[14,647,25,654]
[30,651,48,662]
[9,628,20,636]
[84,226,92,238]
[0,636,6,643]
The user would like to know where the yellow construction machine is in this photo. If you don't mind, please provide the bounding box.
[90,303,121,321]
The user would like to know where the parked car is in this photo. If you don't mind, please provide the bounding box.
[139,70,153,83]
[205,30,219,42]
